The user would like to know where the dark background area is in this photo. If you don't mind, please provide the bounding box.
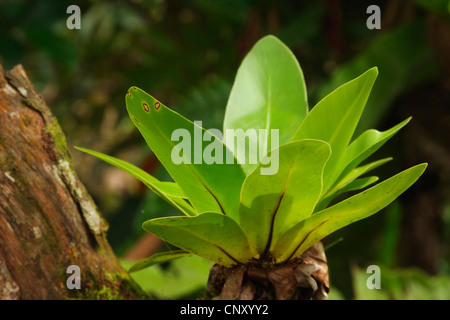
[1,0,449,299]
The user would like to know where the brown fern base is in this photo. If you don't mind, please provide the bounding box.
[206,242,329,300]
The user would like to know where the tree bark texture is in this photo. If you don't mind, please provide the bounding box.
[0,64,146,300]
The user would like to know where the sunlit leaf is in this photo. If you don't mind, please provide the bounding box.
[128,250,192,273]
[142,212,255,267]
[336,176,379,194]
[273,163,427,263]
[292,67,378,194]
[338,118,411,180]
[223,35,308,174]
[320,157,393,208]
[75,146,196,216]
[239,140,330,255]
[126,87,245,219]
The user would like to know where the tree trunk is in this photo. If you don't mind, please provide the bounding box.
[0,64,147,300]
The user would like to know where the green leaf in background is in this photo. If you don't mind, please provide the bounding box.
[273,163,427,263]
[142,212,255,267]
[352,265,450,300]
[316,21,439,135]
[126,87,245,219]
[223,35,308,174]
[319,157,393,208]
[318,176,380,211]
[378,200,403,268]
[335,176,379,195]
[239,140,330,255]
[413,0,450,17]
[338,118,411,180]
[121,255,212,299]
[74,146,196,216]
[128,250,192,273]
[334,157,392,190]
[292,67,378,194]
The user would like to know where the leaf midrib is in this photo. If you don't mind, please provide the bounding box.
[140,115,232,215]
[263,157,296,254]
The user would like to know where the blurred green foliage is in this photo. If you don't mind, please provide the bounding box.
[352,265,450,300]
[316,21,439,134]
[121,255,212,299]
[1,0,448,299]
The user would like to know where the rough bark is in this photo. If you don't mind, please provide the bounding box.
[0,64,147,300]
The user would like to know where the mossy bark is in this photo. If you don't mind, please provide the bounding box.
[0,64,148,300]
